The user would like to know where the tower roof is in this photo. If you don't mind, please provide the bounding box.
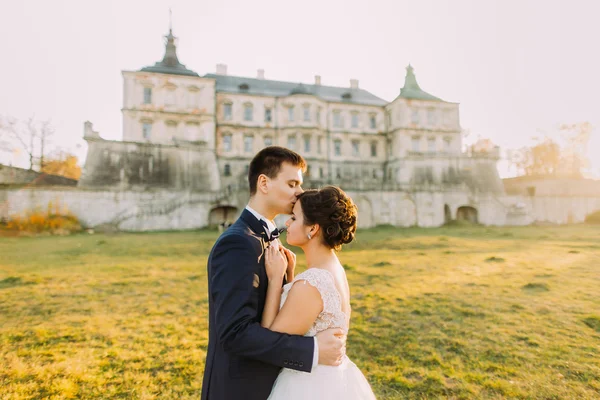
[140,27,199,77]
[399,65,442,101]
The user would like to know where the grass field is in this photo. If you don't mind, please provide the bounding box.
[1,225,599,399]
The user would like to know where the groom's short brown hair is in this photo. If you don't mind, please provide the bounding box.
[248,146,306,195]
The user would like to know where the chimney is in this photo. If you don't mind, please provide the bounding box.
[350,79,359,89]
[216,63,228,75]
[315,75,321,85]
[257,69,265,79]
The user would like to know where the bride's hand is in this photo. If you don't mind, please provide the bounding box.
[280,246,296,275]
[265,243,287,282]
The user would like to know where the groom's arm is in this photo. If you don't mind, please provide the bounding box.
[210,234,314,372]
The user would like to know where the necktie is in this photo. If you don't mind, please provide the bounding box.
[260,219,280,242]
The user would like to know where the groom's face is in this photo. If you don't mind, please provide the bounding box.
[267,162,304,214]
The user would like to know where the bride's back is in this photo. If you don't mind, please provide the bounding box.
[323,261,352,321]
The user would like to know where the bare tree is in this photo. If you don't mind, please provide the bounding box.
[0,116,54,170]
[39,120,54,170]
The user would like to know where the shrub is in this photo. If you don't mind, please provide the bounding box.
[3,201,82,235]
[584,210,600,224]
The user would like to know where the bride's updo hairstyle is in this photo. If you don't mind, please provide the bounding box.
[296,186,358,251]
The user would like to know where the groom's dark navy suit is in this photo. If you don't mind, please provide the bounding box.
[201,209,314,400]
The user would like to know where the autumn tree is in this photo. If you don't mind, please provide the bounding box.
[41,152,82,180]
[509,122,593,178]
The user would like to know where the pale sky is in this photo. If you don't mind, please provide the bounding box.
[1,0,599,177]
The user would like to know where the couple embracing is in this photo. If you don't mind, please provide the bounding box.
[201,146,376,399]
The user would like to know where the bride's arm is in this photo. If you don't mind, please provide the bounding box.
[261,244,287,328]
[266,281,323,335]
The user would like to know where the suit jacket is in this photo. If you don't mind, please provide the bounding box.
[201,209,314,400]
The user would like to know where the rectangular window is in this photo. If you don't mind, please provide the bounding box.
[166,121,177,140]
[352,140,360,156]
[319,167,324,178]
[316,108,321,125]
[143,87,152,104]
[370,141,377,157]
[264,136,273,147]
[411,136,421,152]
[428,137,436,152]
[166,89,175,106]
[304,135,311,153]
[224,103,232,120]
[427,109,437,125]
[370,114,376,129]
[444,137,452,152]
[185,122,199,141]
[288,106,295,122]
[351,113,359,128]
[244,104,253,121]
[443,110,453,125]
[223,134,232,152]
[411,108,419,124]
[334,139,342,156]
[244,135,253,153]
[265,108,272,122]
[317,137,323,154]
[187,90,199,108]
[287,135,296,149]
[142,122,152,139]
[224,164,231,176]
[303,105,310,122]
[333,111,341,128]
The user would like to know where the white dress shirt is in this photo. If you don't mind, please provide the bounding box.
[245,205,320,370]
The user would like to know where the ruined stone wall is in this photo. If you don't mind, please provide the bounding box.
[79,138,221,192]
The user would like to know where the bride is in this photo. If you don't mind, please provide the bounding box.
[262,186,376,399]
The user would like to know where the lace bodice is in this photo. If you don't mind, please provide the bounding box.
[280,268,350,337]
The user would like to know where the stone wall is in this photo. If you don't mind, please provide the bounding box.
[0,165,40,185]
[79,138,221,192]
[0,187,237,231]
[503,177,600,197]
[2,187,599,232]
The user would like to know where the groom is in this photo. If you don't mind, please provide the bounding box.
[201,146,346,400]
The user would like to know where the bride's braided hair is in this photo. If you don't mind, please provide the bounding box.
[296,186,358,251]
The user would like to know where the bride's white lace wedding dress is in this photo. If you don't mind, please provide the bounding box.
[268,268,377,399]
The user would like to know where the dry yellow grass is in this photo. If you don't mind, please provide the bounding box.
[1,225,599,399]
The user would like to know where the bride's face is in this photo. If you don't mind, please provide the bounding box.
[284,201,311,247]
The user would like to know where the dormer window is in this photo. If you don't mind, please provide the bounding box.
[341,92,352,100]
[239,83,249,91]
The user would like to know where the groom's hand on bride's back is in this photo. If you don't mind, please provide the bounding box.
[316,328,347,366]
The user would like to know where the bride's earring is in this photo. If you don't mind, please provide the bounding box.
[307,232,312,240]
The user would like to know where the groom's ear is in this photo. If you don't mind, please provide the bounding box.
[257,174,269,194]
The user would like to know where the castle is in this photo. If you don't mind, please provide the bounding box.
[75,27,512,229]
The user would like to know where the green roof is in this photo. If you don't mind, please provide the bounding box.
[140,30,199,77]
[398,65,442,101]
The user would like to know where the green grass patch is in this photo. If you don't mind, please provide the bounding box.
[582,315,600,332]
